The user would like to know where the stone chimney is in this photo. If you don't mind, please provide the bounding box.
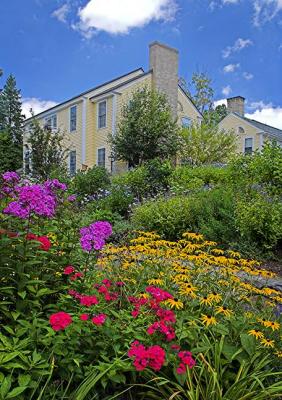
[149,41,179,118]
[227,96,245,117]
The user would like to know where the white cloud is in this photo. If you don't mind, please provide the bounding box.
[214,98,227,108]
[222,85,232,96]
[76,0,177,36]
[22,98,57,119]
[52,4,70,23]
[243,71,254,80]
[222,38,253,58]
[223,0,240,3]
[223,63,240,73]
[253,0,282,26]
[246,106,282,129]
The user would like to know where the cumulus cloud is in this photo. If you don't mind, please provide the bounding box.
[76,0,177,36]
[253,0,282,26]
[222,38,253,58]
[52,3,70,23]
[22,98,57,119]
[223,63,240,73]
[214,98,228,108]
[242,72,254,80]
[222,85,232,96]
[246,106,282,129]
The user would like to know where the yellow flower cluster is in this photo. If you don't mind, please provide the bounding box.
[97,231,281,358]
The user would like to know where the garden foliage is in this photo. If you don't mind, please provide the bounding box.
[0,171,281,399]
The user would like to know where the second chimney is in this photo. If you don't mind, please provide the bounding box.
[227,96,245,117]
[149,42,179,118]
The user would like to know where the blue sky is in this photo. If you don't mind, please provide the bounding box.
[1,0,282,127]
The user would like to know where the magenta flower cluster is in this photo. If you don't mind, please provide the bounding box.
[80,221,112,251]
[3,184,57,219]
[44,179,67,192]
[2,172,20,183]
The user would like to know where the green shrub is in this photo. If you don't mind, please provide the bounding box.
[100,186,134,217]
[131,188,236,243]
[72,166,110,197]
[131,196,192,240]
[112,166,149,201]
[169,165,228,194]
[235,194,282,250]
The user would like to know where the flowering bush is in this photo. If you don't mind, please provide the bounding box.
[0,171,281,400]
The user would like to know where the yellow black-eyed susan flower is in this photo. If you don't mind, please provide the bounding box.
[165,298,184,310]
[248,329,264,339]
[215,306,233,317]
[260,338,275,348]
[201,314,217,327]
[200,296,213,306]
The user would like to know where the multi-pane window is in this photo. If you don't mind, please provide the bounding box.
[45,114,57,130]
[97,148,106,168]
[182,117,191,128]
[98,101,107,129]
[244,138,253,155]
[70,105,77,132]
[69,150,76,175]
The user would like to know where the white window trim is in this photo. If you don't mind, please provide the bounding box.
[243,136,254,154]
[69,105,77,133]
[44,113,57,131]
[97,100,107,130]
[97,147,106,168]
[237,126,245,134]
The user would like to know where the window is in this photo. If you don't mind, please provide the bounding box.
[69,151,76,175]
[238,126,245,134]
[244,138,253,155]
[98,101,107,128]
[45,114,57,130]
[97,148,106,168]
[70,105,77,132]
[182,117,191,128]
[24,145,31,174]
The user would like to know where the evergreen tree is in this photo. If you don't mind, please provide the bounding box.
[0,75,25,147]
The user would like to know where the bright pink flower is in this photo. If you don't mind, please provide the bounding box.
[80,314,89,321]
[102,279,112,287]
[92,314,107,325]
[116,281,125,287]
[146,286,173,302]
[171,344,181,351]
[64,266,75,275]
[178,351,196,368]
[128,341,166,372]
[49,312,72,331]
[70,272,83,281]
[37,236,52,251]
[80,295,98,307]
[176,363,186,375]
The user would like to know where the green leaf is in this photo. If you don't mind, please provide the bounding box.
[18,291,26,299]
[6,386,27,398]
[18,374,31,387]
[240,333,256,357]
[0,377,11,398]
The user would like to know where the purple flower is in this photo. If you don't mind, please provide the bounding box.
[80,221,112,252]
[44,179,67,192]
[67,194,76,202]
[2,172,20,183]
[3,184,57,219]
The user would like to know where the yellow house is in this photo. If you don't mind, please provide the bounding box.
[23,42,202,174]
[218,96,282,154]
